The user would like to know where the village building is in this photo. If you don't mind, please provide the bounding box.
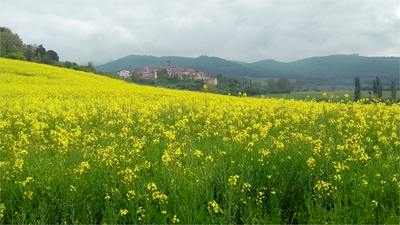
[117,69,132,79]
[120,59,217,85]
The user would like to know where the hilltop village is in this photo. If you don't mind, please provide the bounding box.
[117,59,217,85]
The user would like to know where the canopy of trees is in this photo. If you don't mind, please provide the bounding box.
[0,27,24,56]
[1,27,60,64]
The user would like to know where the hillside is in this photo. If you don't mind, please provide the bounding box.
[246,54,399,80]
[2,58,399,224]
[95,55,261,77]
[96,54,399,84]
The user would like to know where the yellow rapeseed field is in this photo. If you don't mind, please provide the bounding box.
[0,58,399,224]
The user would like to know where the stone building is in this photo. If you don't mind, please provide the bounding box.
[122,59,217,85]
[117,69,131,79]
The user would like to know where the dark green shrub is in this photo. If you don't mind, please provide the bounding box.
[5,52,26,61]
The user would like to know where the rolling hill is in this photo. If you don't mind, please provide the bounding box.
[95,55,260,77]
[95,54,399,84]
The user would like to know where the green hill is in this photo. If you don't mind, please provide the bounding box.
[95,54,399,85]
[247,54,399,80]
[95,55,261,77]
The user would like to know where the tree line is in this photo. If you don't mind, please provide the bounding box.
[1,27,59,64]
[0,27,103,74]
[354,76,397,102]
[130,70,294,96]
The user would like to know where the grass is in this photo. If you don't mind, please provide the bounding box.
[259,91,399,102]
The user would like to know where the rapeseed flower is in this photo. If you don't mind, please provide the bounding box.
[171,215,179,223]
[120,209,128,216]
[23,191,33,200]
[306,157,316,169]
[0,204,5,218]
[104,193,111,200]
[74,162,90,175]
[207,200,223,214]
[228,175,239,186]
[194,150,203,158]
[137,207,146,221]
[147,182,158,191]
[256,191,265,205]
[126,190,135,200]
[205,155,213,162]
[314,181,335,197]
[19,177,34,187]
[241,183,251,192]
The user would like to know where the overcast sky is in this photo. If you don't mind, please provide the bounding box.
[1,0,399,65]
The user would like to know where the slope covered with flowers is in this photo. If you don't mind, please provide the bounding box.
[0,58,399,224]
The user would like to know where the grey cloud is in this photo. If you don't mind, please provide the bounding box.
[0,0,398,65]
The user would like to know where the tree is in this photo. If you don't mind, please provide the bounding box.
[373,79,377,96]
[378,80,383,98]
[35,44,46,58]
[63,61,73,68]
[266,79,277,94]
[0,27,24,56]
[46,50,59,61]
[41,53,53,65]
[23,44,37,61]
[354,76,361,101]
[373,77,383,98]
[276,77,291,93]
[88,61,95,72]
[391,80,397,102]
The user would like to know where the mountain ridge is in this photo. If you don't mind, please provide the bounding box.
[95,54,399,84]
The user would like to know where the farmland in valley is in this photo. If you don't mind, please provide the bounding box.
[1,58,399,224]
[260,91,399,102]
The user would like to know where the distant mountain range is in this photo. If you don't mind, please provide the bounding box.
[95,54,399,84]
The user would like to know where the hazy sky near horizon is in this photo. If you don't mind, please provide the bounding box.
[1,0,399,65]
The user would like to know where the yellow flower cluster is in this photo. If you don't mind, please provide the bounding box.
[194,150,204,158]
[118,168,137,184]
[137,207,146,221]
[104,193,111,200]
[147,182,157,192]
[256,191,265,205]
[23,191,33,200]
[171,215,179,223]
[126,190,135,200]
[120,209,128,216]
[314,181,336,197]
[241,183,251,192]
[152,191,169,203]
[306,157,316,169]
[228,175,240,186]
[333,161,349,173]
[0,204,5,218]
[17,177,34,187]
[74,162,90,175]
[207,200,223,214]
